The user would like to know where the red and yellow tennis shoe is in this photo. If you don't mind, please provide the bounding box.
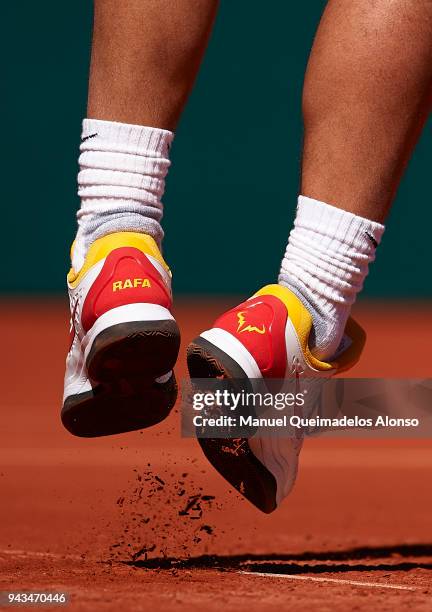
[62,232,180,436]
[187,284,365,513]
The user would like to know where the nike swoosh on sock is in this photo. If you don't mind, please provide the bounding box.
[81,133,98,143]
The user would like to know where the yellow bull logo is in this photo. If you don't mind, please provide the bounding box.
[236,311,266,334]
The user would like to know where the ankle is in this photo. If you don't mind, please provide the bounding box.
[279,195,385,360]
[72,119,173,271]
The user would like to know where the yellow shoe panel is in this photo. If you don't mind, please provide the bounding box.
[67,232,170,288]
[253,284,365,373]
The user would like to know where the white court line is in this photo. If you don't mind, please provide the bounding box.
[240,571,417,591]
[0,549,81,561]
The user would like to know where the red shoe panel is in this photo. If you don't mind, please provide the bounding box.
[81,247,172,332]
[213,295,288,377]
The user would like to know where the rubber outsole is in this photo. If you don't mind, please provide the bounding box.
[62,319,180,437]
[187,336,277,514]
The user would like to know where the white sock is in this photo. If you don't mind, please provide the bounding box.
[72,119,174,271]
[278,195,385,360]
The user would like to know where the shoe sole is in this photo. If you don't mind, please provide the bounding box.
[62,319,180,437]
[187,336,277,514]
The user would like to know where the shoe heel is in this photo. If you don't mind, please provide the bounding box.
[86,319,180,384]
[61,370,178,438]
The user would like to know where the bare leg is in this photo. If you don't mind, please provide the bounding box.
[72,1,218,267]
[88,0,219,130]
[301,0,432,222]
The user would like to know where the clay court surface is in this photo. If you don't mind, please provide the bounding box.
[1,298,432,610]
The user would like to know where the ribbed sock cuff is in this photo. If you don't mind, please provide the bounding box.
[279,195,386,359]
[294,196,385,249]
[81,119,174,158]
[72,119,174,272]
[296,196,385,250]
